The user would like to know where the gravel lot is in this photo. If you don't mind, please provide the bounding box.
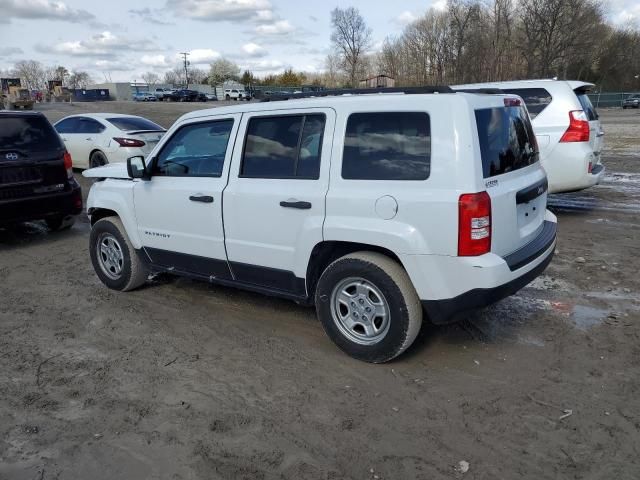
[1,102,639,480]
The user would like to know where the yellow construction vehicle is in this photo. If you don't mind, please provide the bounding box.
[1,78,34,110]
[47,80,72,102]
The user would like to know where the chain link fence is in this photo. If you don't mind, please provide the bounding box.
[588,92,640,108]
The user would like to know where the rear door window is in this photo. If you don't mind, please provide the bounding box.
[475,105,539,178]
[575,91,598,120]
[241,114,326,179]
[501,88,552,118]
[0,116,62,151]
[77,118,106,134]
[342,112,431,180]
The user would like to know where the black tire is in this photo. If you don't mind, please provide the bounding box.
[623,106,627,109]
[89,217,148,291]
[90,151,108,169]
[225,95,230,101]
[46,215,75,231]
[315,252,422,363]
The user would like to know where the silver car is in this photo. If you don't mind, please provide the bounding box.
[623,95,640,109]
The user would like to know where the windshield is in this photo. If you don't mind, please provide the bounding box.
[107,117,164,132]
[475,105,539,178]
[0,116,62,152]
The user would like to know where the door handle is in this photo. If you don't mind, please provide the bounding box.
[280,200,312,209]
[189,195,214,203]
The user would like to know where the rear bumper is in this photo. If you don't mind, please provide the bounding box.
[544,144,605,193]
[0,181,82,224]
[402,214,557,325]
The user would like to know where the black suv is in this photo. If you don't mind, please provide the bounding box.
[167,89,199,102]
[0,111,82,230]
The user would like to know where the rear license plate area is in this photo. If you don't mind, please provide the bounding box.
[0,166,42,187]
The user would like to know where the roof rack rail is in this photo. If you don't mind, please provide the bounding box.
[454,88,504,94]
[260,86,454,102]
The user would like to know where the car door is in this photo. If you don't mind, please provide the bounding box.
[57,117,104,168]
[54,117,81,165]
[223,108,335,297]
[133,113,241,280]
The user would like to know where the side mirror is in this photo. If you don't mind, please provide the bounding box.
[127,156,148,180]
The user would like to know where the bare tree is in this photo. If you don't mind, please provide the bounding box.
[189,68,209,85]
[163,67,185,86]
[330,7,372,87]
[68,71,92,89]
[13,60,47,90]
[141,72,160,88]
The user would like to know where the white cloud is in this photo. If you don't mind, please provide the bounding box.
[395,11,417,25]
[141,54,171,67]
[128,7,174,26]
[36,31,159,58]
[166,0,272,22]
[240,59,287,73]
[242,42,267,57]
[186,48,221,64]
[432,0,447,12]
[608,0,640,25]
[92,59,132,72]
[255,19,295,36]
[1,0,95,23]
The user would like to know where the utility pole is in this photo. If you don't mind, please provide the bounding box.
[180,52,190,89]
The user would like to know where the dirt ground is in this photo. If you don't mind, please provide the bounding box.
[1,103,639,480]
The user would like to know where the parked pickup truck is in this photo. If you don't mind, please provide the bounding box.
[83,87,557,362]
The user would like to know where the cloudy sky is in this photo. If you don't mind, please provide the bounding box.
[1,0,639,83]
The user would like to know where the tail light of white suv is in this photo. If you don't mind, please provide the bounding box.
[458,191,492,256]
[560,110,590,143]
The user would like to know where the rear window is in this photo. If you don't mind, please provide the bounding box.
[0,116,62,152]
[501,88,552,119]
[342,112,431,180]
[107,117,164,132]
[575,91,598,121]
[475,105,539,178]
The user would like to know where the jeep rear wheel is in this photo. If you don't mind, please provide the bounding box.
[89,217,148,291]
[315,252,422,363]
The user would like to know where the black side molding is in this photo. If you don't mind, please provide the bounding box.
[504,220,557,271]
[516,177,548,204]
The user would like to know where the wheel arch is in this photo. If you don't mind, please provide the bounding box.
[305,241,404,298]
[89,149,108,167]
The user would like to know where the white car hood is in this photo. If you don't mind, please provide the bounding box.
[82,162,130,179]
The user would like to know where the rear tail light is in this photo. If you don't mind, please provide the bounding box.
[63,151,73,179]
[560,110,590,142]
[113,137,146,147]
[458,192,492,256]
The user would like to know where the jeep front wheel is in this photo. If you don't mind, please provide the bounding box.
[89,217,148,291]
[315,252,422,363]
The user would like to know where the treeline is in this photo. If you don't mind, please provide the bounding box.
[0,62,92,91]
[327,0,640,90]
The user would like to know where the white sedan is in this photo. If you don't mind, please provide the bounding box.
[53,113,166,169]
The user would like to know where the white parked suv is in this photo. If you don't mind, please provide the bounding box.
[83,88,557,362]
[224,89,250,101]
[454,80,605,193]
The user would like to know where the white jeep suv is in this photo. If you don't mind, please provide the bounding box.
[83,88,557,362]
[454,80,605,193]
